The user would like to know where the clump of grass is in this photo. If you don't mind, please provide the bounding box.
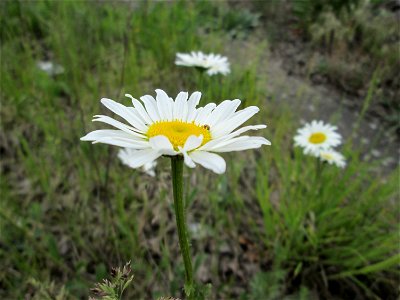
[253,113,399,298]
[24,278,70,300]
[291,0,360,30]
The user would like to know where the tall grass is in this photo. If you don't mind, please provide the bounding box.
[254,120,399,298]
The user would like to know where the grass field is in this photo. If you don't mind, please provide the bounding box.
[1,1,399,299]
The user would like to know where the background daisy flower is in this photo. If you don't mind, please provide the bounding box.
[319,149,346,168]
[175,51,230,76]
[118,148,157,176]
[294,120,342,155]
[81,89,270,174]
[37,61,64,75]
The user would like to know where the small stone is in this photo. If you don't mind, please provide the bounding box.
[361,138,369,145]
[369,123,378,130]
[382,157,395,167]
[371,149,381,157]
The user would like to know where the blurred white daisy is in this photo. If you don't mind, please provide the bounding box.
[37,61,64,75]
[319,149,346,168]
[81,89,270,174]
[188,222,208,239]
[175,51,230,76]
[294,120,342,155]
[118,148,157,176]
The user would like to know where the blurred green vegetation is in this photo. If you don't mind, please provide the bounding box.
[292,0,361,28]
[1,1,399,299]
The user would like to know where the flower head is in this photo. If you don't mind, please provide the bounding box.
[37,61,64,75]
[318,149,346,168]
[175,51,230,76]
[294,120,342,155]
[81,89,270,174]
[118,148,157,176]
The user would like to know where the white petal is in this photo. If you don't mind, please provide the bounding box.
[178,147,196,168]
[118,148,132,165]
[205,135,251,149]
[192,107,203,123]
[142,160,157,176]
[189,151,226,174]
[187,91,201,109]
[211,106,260,138]
[156,89,173,121]
[81,129,140,141]
[93,137,150,149]
[117,148,161,168]
[207,99,241,127]
[140,95,160,122]
[100,98,148,132]
[126,108,149,132]
[186,92,201,122]
[208,136,270,152]
[92,115,146,138]
[118,149,158,175]
[194,103,216,125]
[220,124,266,141]
[183,135,203,151]
[200,125,266,150]
[149,135,176,155]
[125,94,153,125]
[174,91,189,120]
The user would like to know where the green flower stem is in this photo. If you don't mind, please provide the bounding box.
[315,158,324,195]
[171,156,194,298]
[315,158,322,182]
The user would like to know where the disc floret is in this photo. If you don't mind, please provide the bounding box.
[147,120,211,150]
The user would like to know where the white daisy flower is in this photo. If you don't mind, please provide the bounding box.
[175,51,230,76]
[37,61,64,75]
[81,89,270,174]
[294,120,342,155]
[118,148,157,177]
[318,149,346,168]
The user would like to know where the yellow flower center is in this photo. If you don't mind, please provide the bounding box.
[147,120,211,150]
[308,132,327,144]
